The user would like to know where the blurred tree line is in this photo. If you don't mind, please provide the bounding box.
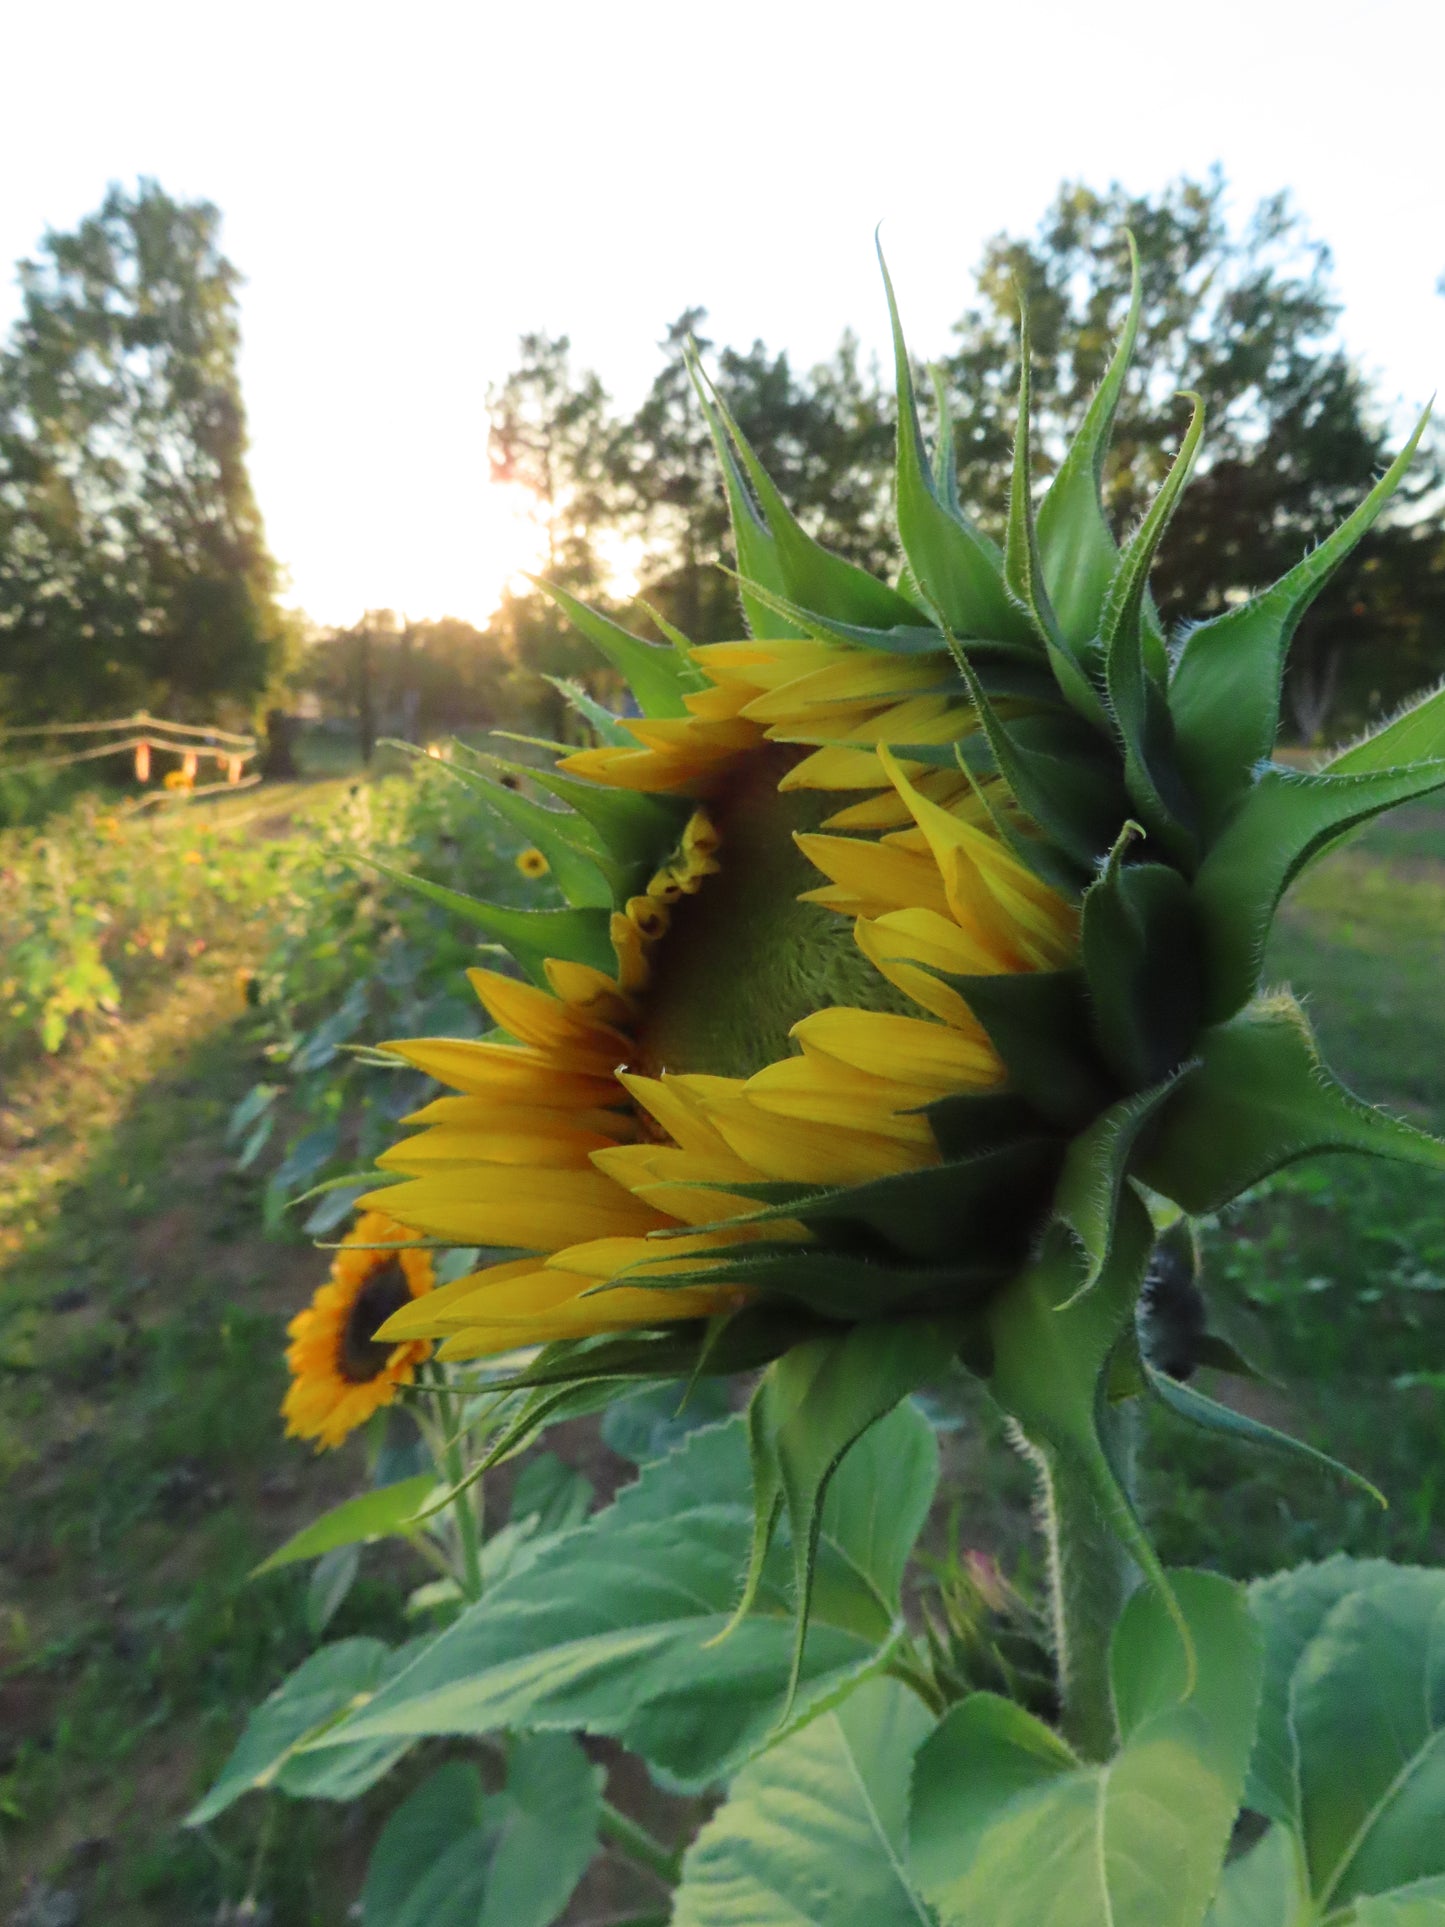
[2,173,1439,746]
[328,169,1433,746]
[0,180,295,726]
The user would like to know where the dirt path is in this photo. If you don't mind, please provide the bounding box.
[0,856,369,1922]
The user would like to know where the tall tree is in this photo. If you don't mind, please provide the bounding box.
[0,179,292,724]
[942,173,1445,735]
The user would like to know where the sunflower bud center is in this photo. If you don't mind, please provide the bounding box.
[635,747,912,1080]
[339,1260,412,1382]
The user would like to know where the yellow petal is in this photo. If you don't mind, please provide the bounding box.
[466,968,630,1064]
[358,1166,664,1249]
[794,832,952,920]
[792,1005,1000,1090]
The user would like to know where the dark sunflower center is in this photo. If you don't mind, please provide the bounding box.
[635,746,916,1080]
[338,1260,413,1382]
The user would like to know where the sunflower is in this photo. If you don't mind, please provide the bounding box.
[515,847,550,878]
[282,1212,436,1449]
[360,242,1445,1644]
[364,608,1076,1366]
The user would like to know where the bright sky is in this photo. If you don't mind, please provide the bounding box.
[1,0,1440,629]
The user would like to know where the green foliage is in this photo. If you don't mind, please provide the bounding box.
[360,1738,602,1927]
[297,1407,937,1788]
[671,1677,935,1926]
[0,789,312,1067]
[908,1573,1261,1927]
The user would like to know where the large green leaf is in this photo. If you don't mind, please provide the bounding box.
[362,1762,491,1927]
[1169,409,1430,832]
[294,1415,927,1789]
[1034,232,1141,650]
[186,1637,423,1824]
[436,760,613,908]
[1204,1827,1296,1927]
[1101,393,1205,848]
[908,1571,1262,1927]
[672,1676,935,1927]
[878,242,1028,644]
[254,1474,441,1574]
[1244,1560,1445,1922]
[1193,762,1445,1022]
[360,1737,602,1927]
[1287,1570,1445,1913]
[1002,302,1105,723]
[477,1732,604,1927]
[1136,998,1445,1216]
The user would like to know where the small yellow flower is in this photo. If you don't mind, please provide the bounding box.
[182,849,203,865]
[282,1213,436,1450]
[163,768,193,792]
[515,848,550,879]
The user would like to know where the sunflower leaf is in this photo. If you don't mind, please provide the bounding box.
[878,238,1031,644]
[431,761,613,908]
[1324,681,1445,775]
[1081,850,1204,1087]
[534,580,700,717]
[1193,762,1445,1022]
[1144,1361,1383,1505]
[1168,406,1431,831]
[1053,1075,1187,1296]
[1136,995,1445,1215]
[933,967,1114,1128]
[689,352,925,631]
[909,1572,1260,1927]
[1004,299,1108,725]
[353,858,616,984]
[1034,232,1141,652]
[740,1324,950,1714]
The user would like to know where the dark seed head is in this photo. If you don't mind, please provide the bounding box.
[338,1259,413,1382]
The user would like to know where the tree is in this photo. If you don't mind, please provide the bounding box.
[942,173,1445,735]
[0,179,292,725]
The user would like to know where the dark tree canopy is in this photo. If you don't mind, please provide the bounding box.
[0,180,292,724]
[940,174,1445,735]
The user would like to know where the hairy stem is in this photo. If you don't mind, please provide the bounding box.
[1018,1402,1139,1760]
[441,1418,484,1601]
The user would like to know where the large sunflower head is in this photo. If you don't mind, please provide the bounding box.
[364,237,1445,1635]
[282,1212,436,1451]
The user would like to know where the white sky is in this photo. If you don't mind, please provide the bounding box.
[0,0,1441,629]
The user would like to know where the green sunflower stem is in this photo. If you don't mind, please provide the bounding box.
[432,1378,484,1601]
[1022,1403,1139,1762]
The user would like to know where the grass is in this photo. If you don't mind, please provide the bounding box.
[0,779,1442,1921]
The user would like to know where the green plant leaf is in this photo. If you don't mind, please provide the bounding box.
[1169,407,1431,832]
[355,856,616,984]
[362,1761,489,1927]
[1053,1076,1186,1295]
[731,1342,944,1702]
[186,1637,420,1823]
[932,966,1112,1128]
[1002,300,1106,724]
[254,1474,441,1574]
[436,760,613,908]
[909,1572,1262,1927]
[878,240,1029,644]
[1193,762,1445,1022]
[1035,231,1141,650]
[477,1732,603,1927]
[688,353,924,631]
[673,1676,935,1927]
[306,1544,360,1636]
[535,580,699,716]
[1348,1887,1445,1924]
[1204,1827,1296,1927]
[1136,997,1445,1215]
[293,1417,914,1790]
[1282,1568,1445,1913]
[1081,848,1204,1087]
[1144,1361,1383,1504]
[1325,683,1445,776]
